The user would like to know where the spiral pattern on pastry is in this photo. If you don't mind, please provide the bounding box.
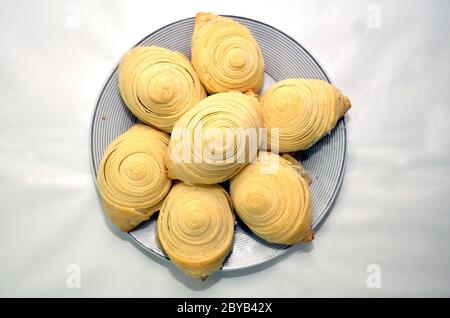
[261,79,351,152]
[96,124,171,232]
[230,152,314,245]
[157,182,235,279]
[191,13,265,94]
[118,46,206,133]
[167,91,263,185]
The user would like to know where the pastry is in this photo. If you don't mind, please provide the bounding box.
[261,79,351,152]
[167,91,263,184]
[118,46,206,133]
[157,182,235,279]
[230,151,314,244]
[191,13,265,94]
[96,124,171,231]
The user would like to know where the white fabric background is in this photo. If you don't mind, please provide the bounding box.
[0,0,449,297]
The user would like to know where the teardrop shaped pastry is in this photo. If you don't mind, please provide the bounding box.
[157,182,235,279]
[191,12,265,94]
[96,124,171,232]
[118,46,206,133]
[167,91,263,185]
[261,79,351,152]
[230,151,313,244]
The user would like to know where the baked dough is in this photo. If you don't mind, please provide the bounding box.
[118,46,206,133]
[157,182,235,279]
[261,79,351,152]
[96,124,171,231]
[191,13,265,94]
[230,151,314,244]
[167,91,263,185]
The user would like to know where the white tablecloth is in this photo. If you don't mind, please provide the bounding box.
[0,0,449,297]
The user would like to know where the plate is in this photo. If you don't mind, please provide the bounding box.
[90,16,347,270]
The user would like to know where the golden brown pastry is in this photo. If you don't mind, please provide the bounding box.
[261,79,351,152]
[230,151,314,244]
[96,124,171,232]
[118,46,206,133]
[191,13,265,94]
[167,91,263,185]
[157,182,235,279]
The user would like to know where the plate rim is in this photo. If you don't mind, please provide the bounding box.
[89,15,347,271]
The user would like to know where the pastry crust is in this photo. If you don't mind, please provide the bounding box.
[96,124,171,232]
[167,91,263,185]
[261,79,351,152]
[230,152,313,245]
[118,46,206,133]
[157,182,235,279]
[194,12,216,29]
[191,13,265,94]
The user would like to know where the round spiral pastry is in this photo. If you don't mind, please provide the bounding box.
[157,182,235,279]
[191,12,265,94]
[96,124,171,232]
[166,91,263,185]
[118,46,206,133]
[261,79,351,152]
[230,151,314,245]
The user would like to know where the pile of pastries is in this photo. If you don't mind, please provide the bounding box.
[96,13,351,280]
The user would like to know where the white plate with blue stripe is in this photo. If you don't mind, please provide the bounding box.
[90,16,347,270]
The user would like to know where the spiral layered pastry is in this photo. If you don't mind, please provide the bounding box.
[261,79,351,152]
[167,91,263,185]
[118,46,206,133]
[230,152,314,245]
[96,124,171,232]
[191,12,265,94]
[157,182,235,279]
